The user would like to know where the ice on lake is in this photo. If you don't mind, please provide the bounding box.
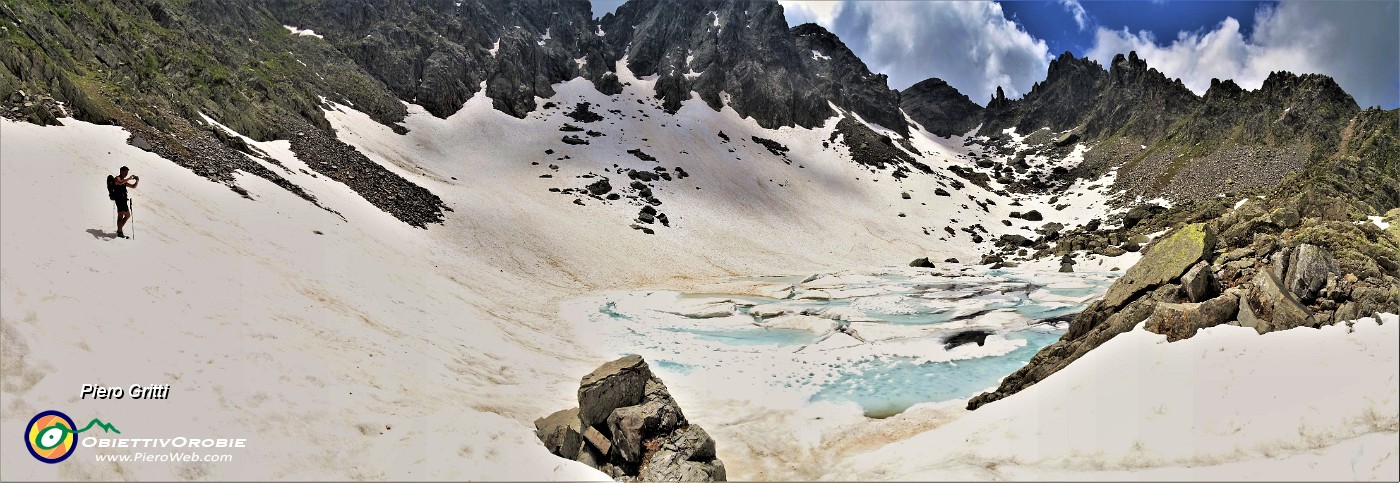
[563,267,1117,417]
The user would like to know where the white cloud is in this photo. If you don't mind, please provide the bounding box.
[1085,0,1398,108]
[797,1,1051,105]
[778,0,844,27]
[1059,0,1089,31]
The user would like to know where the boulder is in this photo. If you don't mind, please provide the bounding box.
[1059,254,1076,273]
[908,257,935,268]
[1144,292,1238,342]
[1100,223,1217,309]
[586,178,612,196]
[999,234,1033,247]
[1094,245,1127,257]
[1022,210,1043,221]
[1284,244,1339,303]
[582,425,612,455]
[1221,247,1254,263]
[607,397,684,463]
[578,355,652,428]
[1270,246,1293,281]
[1221,216,1279,246]
[534,408,583,460]
[130,135,154,152]
[1242,270,1314,334]
[1122,204,1166,229]
[636,425,726,481]
[542,356,724,481]
[1180,261,1220,303]
[1271,206,1301,229]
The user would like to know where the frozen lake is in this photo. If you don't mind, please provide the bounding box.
[564,267,1117,417]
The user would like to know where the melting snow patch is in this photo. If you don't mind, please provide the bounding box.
[283,25,324,38]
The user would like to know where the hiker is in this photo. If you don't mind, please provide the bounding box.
[109,166,139,238]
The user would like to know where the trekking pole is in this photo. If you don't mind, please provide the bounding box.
[131,194,135,240]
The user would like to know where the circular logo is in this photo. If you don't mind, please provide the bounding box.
[25,410,77,464]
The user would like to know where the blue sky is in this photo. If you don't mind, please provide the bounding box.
[592,1,1398,109]
[1000,1,1268,56]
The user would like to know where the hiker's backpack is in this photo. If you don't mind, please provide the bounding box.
[106,175,118,200]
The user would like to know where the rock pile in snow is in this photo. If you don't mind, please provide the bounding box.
[536,355,726,481]
[970,194,1400,409]
[283,115,448,227]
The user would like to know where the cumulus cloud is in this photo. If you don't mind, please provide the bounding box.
[1086,0,1398,108]
[782,1,1051,105]
[1059,0,1089,31]
[778,0,844,27]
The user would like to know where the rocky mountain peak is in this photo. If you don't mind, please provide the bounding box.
[1045,50,1104,81]
[979,51,1107,135]
[1206,78,1246,100]
[987,86,1011,110]
[901,77,983,137]
[790,22,906,133]
[1258,71,1359,109]
[599,0,906,134]
[1108,50,1157,85]
[789,21,837,42]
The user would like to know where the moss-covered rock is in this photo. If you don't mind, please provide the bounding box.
[1101,223,1217,308]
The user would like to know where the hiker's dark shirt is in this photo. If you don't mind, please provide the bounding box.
[112,178,128,200]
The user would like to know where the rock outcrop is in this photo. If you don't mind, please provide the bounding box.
[901,78,983,137]
[970,175,1399,410]
[1144,292,1239,342]
[1098,223,1216,310]
[537,355,725,481]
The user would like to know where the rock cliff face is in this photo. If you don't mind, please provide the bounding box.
[598,2,905,134]
[790,23,906,133]
[265,0,613,119]
[261,0,906,134]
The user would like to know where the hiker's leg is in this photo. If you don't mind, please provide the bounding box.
[117,211,129,231]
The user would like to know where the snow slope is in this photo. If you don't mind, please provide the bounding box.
[827,316,1400,481]
[2,75,997,479]
[3,69,1396,481]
